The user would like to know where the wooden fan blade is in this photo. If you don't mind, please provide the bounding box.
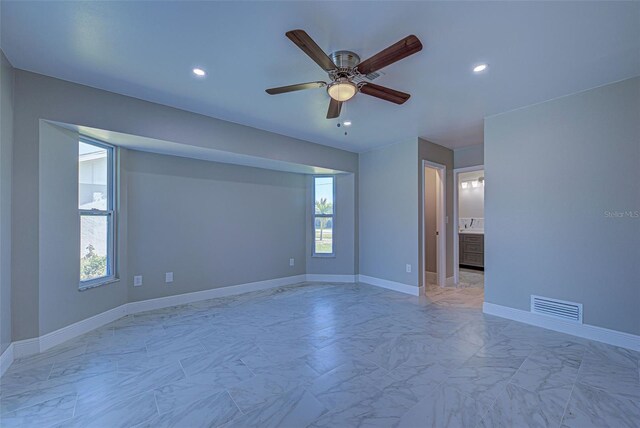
[357,35,423,75]
[286,29,337,72]
[266,81,326,95]
[359,83,411,104]
[326,98,343,119]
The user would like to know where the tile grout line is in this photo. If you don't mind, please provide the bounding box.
[2,282,637,427]
[225,390,246,416]
[2,387,80,415]
[71,392,79,418]
[559,378,578,426]
[476,392,499,427]
[152,391,161,417]
[177,359,188,379]
[45,362,55,381]
[240,357,257,377]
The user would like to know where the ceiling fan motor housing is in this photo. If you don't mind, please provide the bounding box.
[330,50,361,70]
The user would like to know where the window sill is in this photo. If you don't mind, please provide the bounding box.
[79,277,119,291]
[312,254,336,258]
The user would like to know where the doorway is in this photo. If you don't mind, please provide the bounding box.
[422,161,446,289]
[453,166,485,289]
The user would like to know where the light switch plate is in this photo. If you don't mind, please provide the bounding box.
[134,275,143,287]
[165,272,173,283]
[289,258,295,267]
[406,264,412,273]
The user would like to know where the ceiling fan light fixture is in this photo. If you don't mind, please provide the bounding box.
[327,79,357,102]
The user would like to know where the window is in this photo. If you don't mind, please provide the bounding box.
[313,176,335,256]
[79,138,115,288]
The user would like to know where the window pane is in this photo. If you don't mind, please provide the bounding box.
[314,177,334,215]
[314,217,333,254]
[79,141,109,210]
[80,215,109,281]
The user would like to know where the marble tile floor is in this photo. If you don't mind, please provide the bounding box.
[458,268,484,289]
[1,281,638,427]
[425,268,485,309]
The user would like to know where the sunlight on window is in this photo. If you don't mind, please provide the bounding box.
[79,139,114,286]
[314,176,334,255]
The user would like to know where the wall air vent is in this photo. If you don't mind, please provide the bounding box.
[531,295,583,323]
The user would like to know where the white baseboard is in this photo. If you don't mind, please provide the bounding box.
[357,275,421,296]
[127,274,307,314]
[483,302,640,352]
[12,337,40,359]
[305,274,356,283]
[2,272,477,373]
[4,274,308,368]
[39,304,129,353]
[0,343,14,376]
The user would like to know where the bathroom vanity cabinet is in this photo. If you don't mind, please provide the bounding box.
[459,232,484,268]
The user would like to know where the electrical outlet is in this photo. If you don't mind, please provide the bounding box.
[406,264,412,273]
[165,272,173,283]
[289,258,295,267]
[134,275,143,287]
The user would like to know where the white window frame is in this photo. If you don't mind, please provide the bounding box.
[312,175,336,257]
[79,137,117,290]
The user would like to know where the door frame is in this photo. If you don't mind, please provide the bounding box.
[421,160,447,288]
[453,164,484,285]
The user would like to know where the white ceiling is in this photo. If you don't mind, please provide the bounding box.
[2,1,639,153]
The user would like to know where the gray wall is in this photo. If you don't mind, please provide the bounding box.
[418,138,455,282]
[36,121,309,331]
[126,150,306,302]
[0,51,13,353]
[306,173,356,276]
[485,77,640,335]
[359,140,419,287]
[15,71,358,173]
[11,69,357,341]
[454,144,484,169]
[358,138,455,288]
[39,123,128,335]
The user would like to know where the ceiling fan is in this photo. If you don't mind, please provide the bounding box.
[266,30,423,119]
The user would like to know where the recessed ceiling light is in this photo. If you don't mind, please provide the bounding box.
[192,68,206,77]
[343,121,352,126]
[473,63,488,73]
